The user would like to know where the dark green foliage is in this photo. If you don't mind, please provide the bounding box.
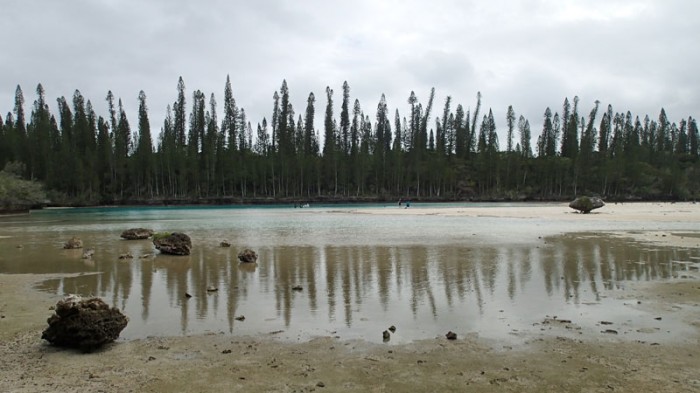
[0,79,698,204]
[0,162,46,212]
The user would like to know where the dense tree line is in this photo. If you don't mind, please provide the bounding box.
[0,78,698,205]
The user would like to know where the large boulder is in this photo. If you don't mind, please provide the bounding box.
[569,196,605,214]
[120,228,154,240]
[63,237,83,249]
[153,232,192,255]
[237,248,258,263]
[41,295,128,351]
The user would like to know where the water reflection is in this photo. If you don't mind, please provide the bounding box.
[2,232,695,342]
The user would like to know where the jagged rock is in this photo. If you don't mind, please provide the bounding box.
[120,228,154,240]
[388,325,396,333]
[82,248,95,259]
[237,248,258,263]
[64,237,83,249]
[445,331,457,340]
[153,232,192,256]
[569,196,605,214]
[220,241,231,247]
[41,295,128,351]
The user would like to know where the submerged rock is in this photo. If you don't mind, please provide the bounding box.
[569,196,605,214]
[153,232,192,256]
[63,237,83,249]
[237,248,258,263]
[120,228,154,240]
[220,240,231,247]
[41,295,128,351]
[82,248,95,259]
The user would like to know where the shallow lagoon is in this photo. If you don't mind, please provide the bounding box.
[1,203,698,344]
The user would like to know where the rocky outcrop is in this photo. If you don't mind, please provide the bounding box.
[63,237,83,249]
[237,248,258,263]
[569,196,605,214]
[153,232,192,255]
[41,295,128,351]
[120,228,154,240]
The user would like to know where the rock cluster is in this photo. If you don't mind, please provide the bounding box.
[41,295,128,351]
[153,232,192,255]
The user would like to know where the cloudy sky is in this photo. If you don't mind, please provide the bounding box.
[1,0,698,146]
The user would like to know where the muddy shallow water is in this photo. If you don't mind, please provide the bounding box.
[1,204,698,344]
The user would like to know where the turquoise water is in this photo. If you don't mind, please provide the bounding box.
[0,203,697,344]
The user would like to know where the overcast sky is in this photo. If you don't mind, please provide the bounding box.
[1,0,698,147]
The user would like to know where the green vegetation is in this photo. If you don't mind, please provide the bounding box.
[0,161,46,212]
[152,232,173,242]
[0,80,698,206]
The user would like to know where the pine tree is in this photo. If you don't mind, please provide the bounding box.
[518,115,532,158]
[28,84,52,181]
[454,104,466,158]
[340,81,350,155]
[506,105,515,153]
[114,99,131,197]
[437,96,451,155]
[135,90,154,197]
[96,115,113,197]
[688,117,698,157]
[10,85,28,172]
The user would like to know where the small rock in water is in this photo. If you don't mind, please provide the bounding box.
[654,317,662,321]
[559,319,572,324]
[206,286,218,292]
[602,329,618,334]
[185,292,192,298]
[82,248,95,259]
[237,248,258,263]
[446,331,457,340]
[120,228,154,240]
[118,253,133,260]
[63,237,83,249]
[388,325,396,333]
[235,315,245,321]
[382,330,390,342]
[292,285,303,291]
[220,241,231,247]
[600,321,613,325]
[222,349,232,354]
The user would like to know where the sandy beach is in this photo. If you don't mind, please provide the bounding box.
[1,202,699,392]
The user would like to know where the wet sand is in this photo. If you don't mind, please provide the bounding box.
[1,202,699,392]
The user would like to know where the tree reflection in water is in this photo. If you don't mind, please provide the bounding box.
[30,233,697,342]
